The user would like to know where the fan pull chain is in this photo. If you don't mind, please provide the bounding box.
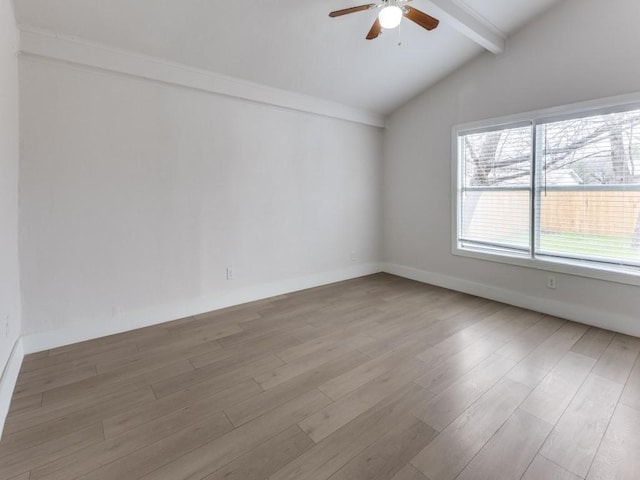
[397,22,402,46]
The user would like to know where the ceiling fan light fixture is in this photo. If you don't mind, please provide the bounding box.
[378,5,403,29]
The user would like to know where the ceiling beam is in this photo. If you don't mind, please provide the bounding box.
[422,0,505,54]
[18,28,386,128]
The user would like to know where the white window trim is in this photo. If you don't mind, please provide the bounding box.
[451,91,640,287]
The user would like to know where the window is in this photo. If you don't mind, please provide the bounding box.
[454,98,640,285]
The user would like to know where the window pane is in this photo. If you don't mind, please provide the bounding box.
[536,109,640,266]
[459,125,532,253]
[463,126,532,187]
[539,191,640,264]
[460,190,531,251]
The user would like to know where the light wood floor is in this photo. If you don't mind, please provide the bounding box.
[2,274,639,480]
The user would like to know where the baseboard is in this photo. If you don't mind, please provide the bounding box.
[21,263,383,354]
[382,262,640,338]
[0,338,24,439]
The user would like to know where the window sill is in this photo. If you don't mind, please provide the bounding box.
[452,245,640,287]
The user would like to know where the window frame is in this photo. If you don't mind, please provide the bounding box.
[451,92,640,287]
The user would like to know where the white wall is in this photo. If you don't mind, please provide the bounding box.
[0,0,22,376]
[16,0,640,350]
[383,0,640,335]
[19,58,382,345]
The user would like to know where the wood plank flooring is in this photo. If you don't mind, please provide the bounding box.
[1,273,639,480]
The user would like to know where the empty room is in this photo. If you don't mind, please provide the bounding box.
[1,0,640,479]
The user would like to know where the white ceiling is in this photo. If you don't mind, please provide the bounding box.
[13,0,564,115]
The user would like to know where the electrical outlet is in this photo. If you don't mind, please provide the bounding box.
[226,267,234,280]
[547,275,557,289]
[350,251,357,263]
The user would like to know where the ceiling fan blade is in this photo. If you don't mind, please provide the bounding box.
[366,18,382,40]
[329,4,376,17]
[404,6,439,30]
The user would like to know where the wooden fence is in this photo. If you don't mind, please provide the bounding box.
[464,189,640,242]
[541,191,640,236]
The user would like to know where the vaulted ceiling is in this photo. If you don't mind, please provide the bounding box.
[13,0,564,114]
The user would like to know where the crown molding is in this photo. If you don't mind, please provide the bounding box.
[18,26,386,128]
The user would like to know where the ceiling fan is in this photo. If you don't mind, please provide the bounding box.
[329,0,439,40]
